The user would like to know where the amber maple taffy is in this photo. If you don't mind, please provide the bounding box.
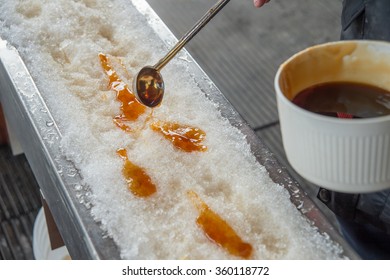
[187,190,253,259]
[99,53,146,132]
[150,121,207,152]
[117,148,156,197]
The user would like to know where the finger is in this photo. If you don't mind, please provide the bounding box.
[254,0,270,8]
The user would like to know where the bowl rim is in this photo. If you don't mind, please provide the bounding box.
[274,40,390,126]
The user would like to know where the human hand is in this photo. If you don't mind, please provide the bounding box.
[253,0,270,8]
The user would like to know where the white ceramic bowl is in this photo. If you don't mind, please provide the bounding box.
[33,208,70,260]
[275,40,390,193]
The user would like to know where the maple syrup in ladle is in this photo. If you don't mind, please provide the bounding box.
[133,0,231,107]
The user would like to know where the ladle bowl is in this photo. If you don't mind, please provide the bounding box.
[133,0,230,107]
[133,66,164,108]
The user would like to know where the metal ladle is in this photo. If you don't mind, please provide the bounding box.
[133,0,231,107]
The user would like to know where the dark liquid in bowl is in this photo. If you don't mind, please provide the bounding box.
[292,81,390,118]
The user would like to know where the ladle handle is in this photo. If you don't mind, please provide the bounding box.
[153,0,231,71]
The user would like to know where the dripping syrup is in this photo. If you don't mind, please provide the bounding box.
[99,53,146,132]
[187,190,253,259]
